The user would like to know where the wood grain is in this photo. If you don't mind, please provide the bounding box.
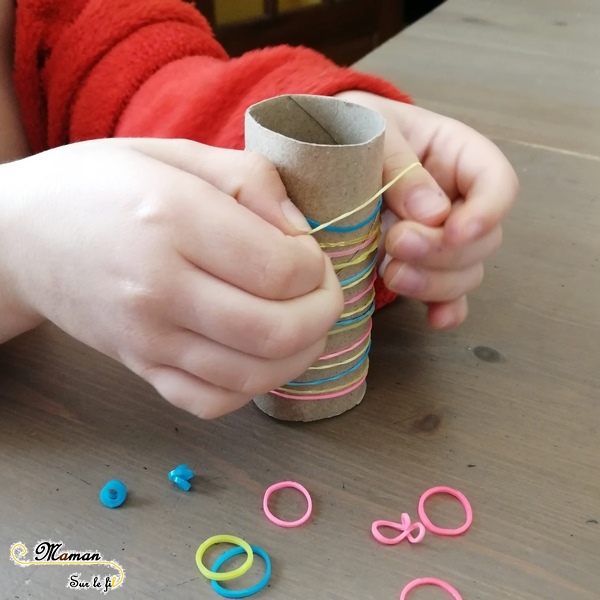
[1,0,599,598]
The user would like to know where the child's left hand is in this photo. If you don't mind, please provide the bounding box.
[335,91,519,330]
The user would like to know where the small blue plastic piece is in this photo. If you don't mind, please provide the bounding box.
[168,464,194,491]
[99,480,127,508]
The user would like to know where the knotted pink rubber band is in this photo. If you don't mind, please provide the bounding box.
[263,481,313,528]
[400,578,463,600]
[418,486,473,536]
[371,512,425,545]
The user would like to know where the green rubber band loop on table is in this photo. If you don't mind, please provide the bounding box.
[196,535,254,581]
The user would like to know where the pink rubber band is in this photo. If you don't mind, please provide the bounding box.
[418,486,473,536]
[343,275,376,306]
[326,233,379,258]
[319,323,372,360]
[270,373,367,401]
[371,513,425,545]
[400,578,463,600]
[263,481,313,528]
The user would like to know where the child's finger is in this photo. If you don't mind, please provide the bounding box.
[138,329,326,399]
[442,132,519,247]
[129,138,311,235]
[168,260,343,359]
[427,296,469,330]
[382,127,452,226]
[385,221,503,270]
[383,260,484,303]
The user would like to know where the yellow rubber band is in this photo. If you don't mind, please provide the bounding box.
[308,338,371,371]
[333,239,380,271]
[308,162,421,235]
[340,268,373,291]
[277,367,368,395]
[195,535,253,581]
[318,220,381,249]
[339,289,376,319]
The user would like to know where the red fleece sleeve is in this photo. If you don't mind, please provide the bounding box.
[13,0,403,309]
[114,45,412,149]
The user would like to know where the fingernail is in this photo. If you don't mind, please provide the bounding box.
[405,189,448,222]
[282,199,311,232]
[378,253,393,278]
[393,229,429,259]
[389,265,427,294]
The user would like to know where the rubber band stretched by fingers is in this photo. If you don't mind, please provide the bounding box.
[400,578,463,600]
[307,198,382,233]
[307,162,421,235]
[196,535,253,581]
[418,486,473,536]
[263,481,313,528]
[210,545,272,599]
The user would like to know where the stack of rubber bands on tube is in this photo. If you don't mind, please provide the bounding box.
[246,94,419,422]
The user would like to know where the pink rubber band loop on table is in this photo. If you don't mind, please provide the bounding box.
[400,578,463,600]
[371,512,425,545]
[263,481,313,528]
[270,373,367,401]
[418,486,473,536]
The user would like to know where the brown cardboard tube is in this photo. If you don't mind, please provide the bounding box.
[245,94,385,422]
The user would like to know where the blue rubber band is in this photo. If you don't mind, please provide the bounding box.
[285,341,371,387]
[339,255,378,287]
[306,197,383,233]
[210,545,271,599]
[334,301,375,327]
[99,480,127,508]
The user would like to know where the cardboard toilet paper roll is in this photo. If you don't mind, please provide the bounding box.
[245,94,386,421]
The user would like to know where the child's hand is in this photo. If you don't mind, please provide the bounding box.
[0,138,343,418]
[336,91,519,329]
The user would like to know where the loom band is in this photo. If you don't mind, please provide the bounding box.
[276,365,367,394]
[332,239,381,271]
[343,274,377,305]
[276,370,367,396]
[334,301,375,328]
[195,535,254,582]
[319,322,373,360]
[338,255,378,287]
[326,231,379,258]
[271,372,368,401]
[283,342,370,387]
[417,487,473,536]
[317,219,381,249]
[371,513,426,545]
[400,578,463,600]
[339,289,376,320]
[308,337,371,371]
[327,317,372,336]
[341,268,373,292]
[308,161,421,235]
[263,481,313,528]
[210,546,272,599]
[307,197,383,234]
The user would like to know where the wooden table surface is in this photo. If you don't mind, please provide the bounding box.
[1,1,599,598]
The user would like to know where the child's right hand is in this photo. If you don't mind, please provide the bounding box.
[0,138,344,418]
